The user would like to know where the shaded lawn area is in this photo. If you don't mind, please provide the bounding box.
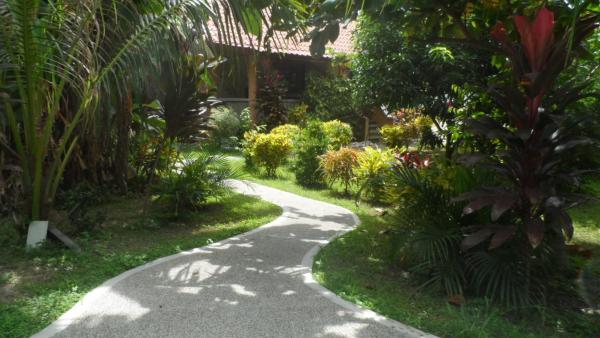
[232,159,600,338]
[0,192,281,338]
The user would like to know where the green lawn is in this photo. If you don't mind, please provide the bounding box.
[0,192,281,338]
[233,159,600,338]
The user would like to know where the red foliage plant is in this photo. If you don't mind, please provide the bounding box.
[455,7,598,267]
[397,151,431,169]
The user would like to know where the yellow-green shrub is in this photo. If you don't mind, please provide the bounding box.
[414,115,433,130]
[242,129,261,167]
[288,103,309,126]
[354,147,393,202]
[380,116,434,149]
[380,124,417,149]
[319,147,359,193]
[251,133,293,176]
[322,120,353,150]
[270,124,300,141]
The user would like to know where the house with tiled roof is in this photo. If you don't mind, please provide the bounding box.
[206,21,356,123]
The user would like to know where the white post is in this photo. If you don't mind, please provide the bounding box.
[26,220,48,248]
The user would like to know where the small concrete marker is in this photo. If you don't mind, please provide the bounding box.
[26,220,48,249]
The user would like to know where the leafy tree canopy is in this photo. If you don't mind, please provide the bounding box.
[306,0,600,55]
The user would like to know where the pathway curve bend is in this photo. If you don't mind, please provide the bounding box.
[33,180,436,338]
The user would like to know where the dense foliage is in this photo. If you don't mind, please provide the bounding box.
[0,0,304,232]
[258,66,288,130]
[293,120,329,186]
[154,153,236,217]
[321,120,353,150]
[319,147,359,194]
[305,58,363,135]
[209,106,242,148]
[353,14,493,158]
[287,103,309,126]
[248,133,293,177]
[453,8,599,305]
[380,115,434,150]
[305,0,600,314]
[354,147,393,202]
[270,124,301,142]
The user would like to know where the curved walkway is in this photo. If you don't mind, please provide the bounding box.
[33,180,435,338]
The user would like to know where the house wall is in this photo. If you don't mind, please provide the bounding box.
[215,48,330,101]
[211,46,332,123]
[218,98,301,113]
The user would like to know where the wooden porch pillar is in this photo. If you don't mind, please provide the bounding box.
[247,53,258,125]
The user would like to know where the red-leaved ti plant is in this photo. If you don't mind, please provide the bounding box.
[397,151,431,169]
[453,6,599,302]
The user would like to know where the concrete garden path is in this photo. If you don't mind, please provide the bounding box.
[33,180,435,338]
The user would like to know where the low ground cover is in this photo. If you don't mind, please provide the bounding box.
[232,158,600,338]
[0,192,281,338]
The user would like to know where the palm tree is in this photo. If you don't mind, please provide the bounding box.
[0,0,305,231]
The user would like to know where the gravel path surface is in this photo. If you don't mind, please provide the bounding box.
[33,180,435,338]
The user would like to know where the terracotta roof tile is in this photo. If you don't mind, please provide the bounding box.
[206,20,355,57]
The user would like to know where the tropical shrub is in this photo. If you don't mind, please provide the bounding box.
[250,133,293,177]
[239,107,254,136]
[397,151,432,169]
[305,55,363,135]
[270,124,301,141]
[354,147,393,202]
[258,66,288,130]
[352,14,491,159]
[129,103,185,185]
[388,164,468,298]
[387,163,540,305]
[130,108,165,180]
[241,125,268,168]
[287,103,309,126]
[380,124,417,149]
[154,153,235,218]
[208,106,241,148]
[293,120,329,186]
[0,1,216,224]
[241,130,259,168]
[453,8,599,305]
[322,120,353,150]
[414,115,433,131]
[320,147,359,194]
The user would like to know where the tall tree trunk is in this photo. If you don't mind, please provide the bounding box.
[247,52,258,125]
[114,86,132,194]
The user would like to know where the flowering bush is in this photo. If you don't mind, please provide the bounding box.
[320,147,359,193]
[322,120,353,150]
[354,147,393,202]
[250,133,293,176]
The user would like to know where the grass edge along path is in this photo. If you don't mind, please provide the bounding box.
[0,192,282,338]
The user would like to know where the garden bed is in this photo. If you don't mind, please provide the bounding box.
[0,193,281,338]
[233,159,600,338]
